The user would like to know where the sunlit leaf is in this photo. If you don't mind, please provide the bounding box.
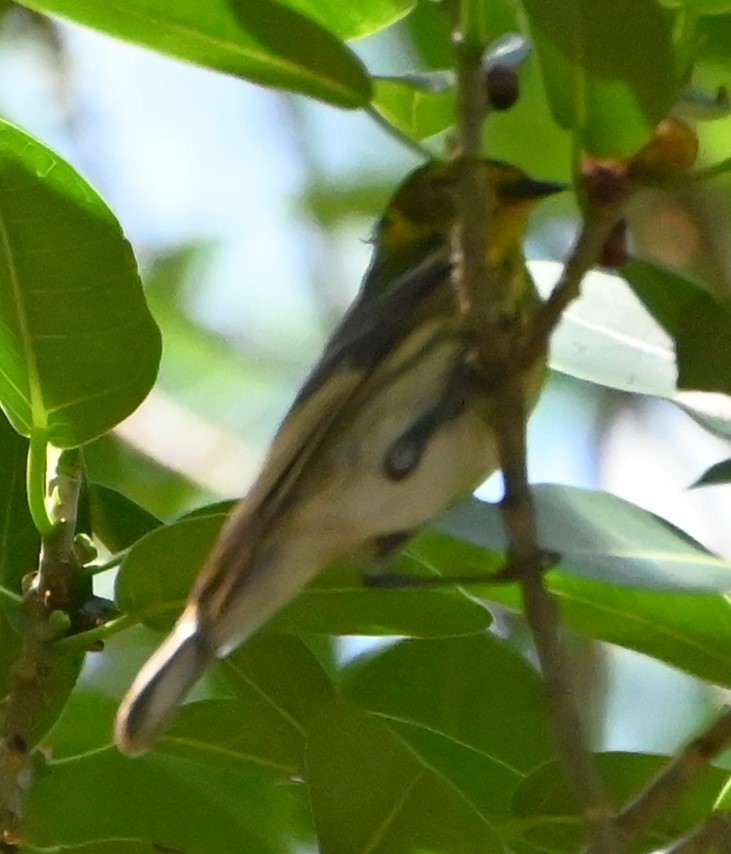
[0,119,160,447]
[17,0,371,109]
[521,0,676,156]
[372,72,455,141]
[282,0,414,40]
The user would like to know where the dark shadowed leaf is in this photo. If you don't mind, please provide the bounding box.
[116,510,493,637]
[511,751,728,850]
[155,635,335,778]
[342,635,554,819]
[306,701,502,853]
[22,748,310,853]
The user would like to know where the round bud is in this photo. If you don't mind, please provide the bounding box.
[485,64,520,111]
[630,118,699,182]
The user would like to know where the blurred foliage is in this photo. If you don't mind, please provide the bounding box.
[0,0,731,851]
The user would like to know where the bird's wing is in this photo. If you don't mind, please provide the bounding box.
[192,254,454,611]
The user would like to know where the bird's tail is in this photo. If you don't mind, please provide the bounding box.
[114,605,214,756]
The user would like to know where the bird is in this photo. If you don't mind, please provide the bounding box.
[115,159,565,756]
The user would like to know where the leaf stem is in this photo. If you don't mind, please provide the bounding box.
[56,613,138,651]
[364,106,436,160]
[26,430,53,535]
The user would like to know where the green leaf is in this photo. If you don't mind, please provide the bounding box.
[691,457,731,488]
[281,0,415,40]
[22,748,310,853]
[0,119,160,448]
[521,0,677,156]
[372,72,455,141]
[156,635,335,778]
[623,257,731,395]
[534,260,731,439]
[17,0,371,109]
[480,574,731,688]
[431,485,731,592]
[88,483,162,553]
[512,752,728,850]
[116,510,493,637]
[306,701,502,853]
[115,512,228,630]
[83,433,202,521]
[661,0,731,13]
[270,554,493,637]
[342,635,554,818]
[533,261,677,399]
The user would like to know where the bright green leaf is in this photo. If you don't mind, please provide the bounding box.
[533,261,677,398]
[115,513,228,629]
[306,701,502,853]
[270,553,493,637]
[17,0,371,109]
[521,0,677,156]
[0,119,160,447]
[372,72,455,141]
[282,0,415,40]
[660,0,731,13]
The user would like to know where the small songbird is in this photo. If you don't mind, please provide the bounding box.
[115,160,565,755]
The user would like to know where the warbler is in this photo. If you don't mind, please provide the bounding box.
[115,160,564,755]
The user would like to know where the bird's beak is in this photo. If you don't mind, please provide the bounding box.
[512,178,569,200]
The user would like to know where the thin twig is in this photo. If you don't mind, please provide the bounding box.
[664,812,731,853]
[521,201,627,371]
[615,706,731,848]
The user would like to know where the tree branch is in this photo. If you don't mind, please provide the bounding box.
[664,812,731,853]
[0,449,86,847]
[449,12,631,854]
[615,706,731,848]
